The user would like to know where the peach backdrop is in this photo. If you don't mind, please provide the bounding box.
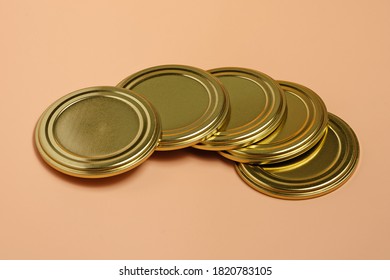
[1,0,389,259]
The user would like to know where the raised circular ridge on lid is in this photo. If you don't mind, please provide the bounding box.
[194,67,286,151]
[235,113,360,200]
[220,81,328,163]
[35,86,161,178]
[117,65,230,151]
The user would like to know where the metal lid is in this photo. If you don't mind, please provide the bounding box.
[117,65,230,151]
[194,67,286,151]
[235,113,360,200]
[35,86,161,178]
[220,81,328,163]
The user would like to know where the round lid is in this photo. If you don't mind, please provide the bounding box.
[236,113,360,200]
[220,81,328,163]
[117,65,230,151]
[35,86,161,178]
[194,67,286,151]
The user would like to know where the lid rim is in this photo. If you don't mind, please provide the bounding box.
[235,113,360,199]
[220,80,328,163]
[194,67,286,151]
[117,65,230,151]
[35,86,161,178]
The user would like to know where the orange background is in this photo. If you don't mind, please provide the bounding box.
[1,0,389,259]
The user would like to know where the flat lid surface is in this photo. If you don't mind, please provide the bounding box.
[236,113,360,199]
[35,86,161,178]
[117,65,229,150]
[220,81,328,163]
[194,67,286,150]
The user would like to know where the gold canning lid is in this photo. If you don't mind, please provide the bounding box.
[35,86,161,178]
[117,65,230,151]
[220,81,328,163]
[194,67,286,151]
[235,113,360,200]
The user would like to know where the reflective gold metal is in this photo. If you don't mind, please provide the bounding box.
[236,113,360,199]
[194,67,286,151]
[220,81,328,163]
[117,65,230,151]
[35,86,161,178]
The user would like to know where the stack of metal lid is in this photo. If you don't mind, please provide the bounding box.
[35,65,359,199]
